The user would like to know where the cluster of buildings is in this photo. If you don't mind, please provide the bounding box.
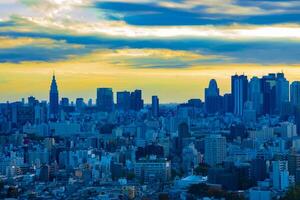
[0,72,300,199]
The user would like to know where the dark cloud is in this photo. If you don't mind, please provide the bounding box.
[0,30,299,66]
[0,21,15,27]
[96,1,300,26]
[96,2,233,26]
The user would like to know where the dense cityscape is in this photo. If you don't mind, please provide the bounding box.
[1,72,300,199]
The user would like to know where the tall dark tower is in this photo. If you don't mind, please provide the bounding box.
[49,74,59,118]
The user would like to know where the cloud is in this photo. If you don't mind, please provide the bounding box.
[83,48,229,68]
[159,0,269,15]
[0,36,83,49]
[0,0,299,66]
[0,35,90,63]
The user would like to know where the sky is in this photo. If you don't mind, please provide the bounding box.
[1,0,300,103]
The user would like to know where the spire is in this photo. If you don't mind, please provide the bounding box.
[49,73,59,117]
[50,72,58,93]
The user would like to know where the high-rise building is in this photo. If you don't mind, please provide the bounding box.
[178,122,190,138]
[291,81,300,107]
[96,88,114,112]
[151,95,159,118]
[248,76,263,115]
[60,98,69,107]
[295,106,300,135]
[250,158,267,182]
[275,73,289,113]
[49,74,59,118]
[34,102,47,124]
[130,90,144,111]
[205,79,222,114]
[223,93,233,113]
[75,98,85,112]
[134,157,171,183]
[261,73,276,114]
[116,91,131,111]
[272,160,289,190]
[204,135,226,167]
[28,96,38,106]
[288,150,300,183]
[243,101,256,123]
[88,98,93,107]
[232,75,248,116]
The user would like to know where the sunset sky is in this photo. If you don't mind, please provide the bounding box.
[1,0,300,103]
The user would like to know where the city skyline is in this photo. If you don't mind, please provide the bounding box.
[2,1,300,199]
[1,1,300,103]
[3,71,300,104]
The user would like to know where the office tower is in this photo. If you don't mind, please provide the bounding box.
[204,135,226,167]
[60,98,69,107]
[250,158,267,182]
[151,95,159,118]
[231,75,248,116]
[223,93,233,113]
[49,74,59,118]
[130,89,144,111]
[272,160,289,190]
[275,73,289,113]
[243,101,256,123]
[205,79,221,114]
[280,122,297,138]
[116,91,131,111]
[248,76,263,115]
[187,99,203,108]
[182,143,199,174]
[28,96,38,106]
[34,103,47,124]
[134,157,171,183]
[96,88,114,112]
[178,122,190,138]
[281,101,293,119]
[88,99,93,107]
[39,164,50,182]
[261,73,276,114]
[288,150,300,184]
[291,81,300,107]
[75,98,85,112]
[288,150,300,176]
[295,106,300,135]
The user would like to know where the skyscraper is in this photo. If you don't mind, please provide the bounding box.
[96,88,114,112]
[295,106,300,135]
[223,93,233,113]
[232,75,248,116]
[205,79,221,114]
[75,98,85,112]
[117,91,131,111]
[60,98,69,107]
[290,81,300,107]
[261,73,276,114]
[130,90,144,111]
[248,76,263,115]
[49,74,59,118]
[204,134,226,167]
[151,95,159,118]
[275,73,289,113]
[272,160,289,190]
